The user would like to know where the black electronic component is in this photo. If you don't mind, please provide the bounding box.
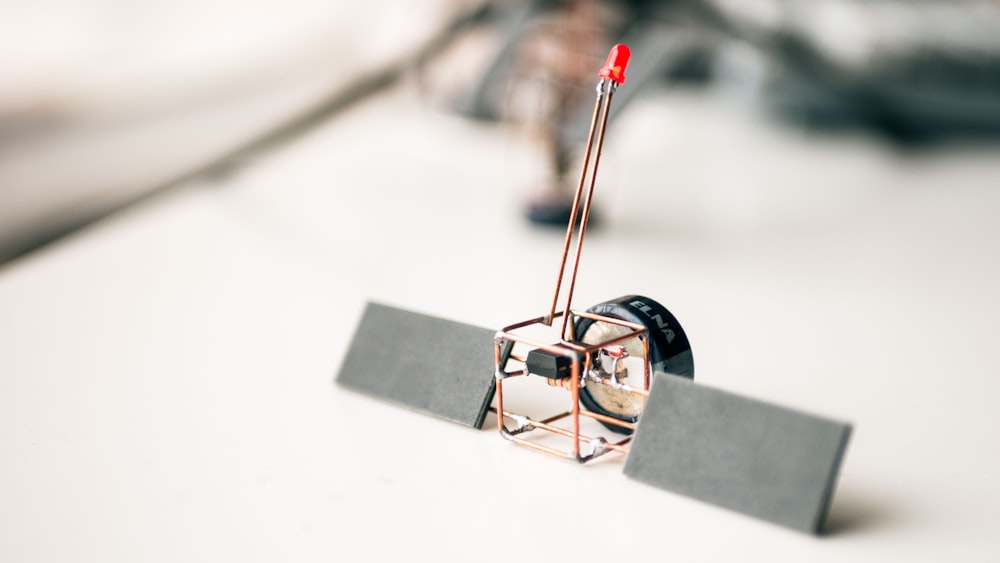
[525,347,574,379]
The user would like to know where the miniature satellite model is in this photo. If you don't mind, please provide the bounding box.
[491,43,692,460]
[337,44,852,535]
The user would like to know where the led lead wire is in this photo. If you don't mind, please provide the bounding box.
[545,44,632,341]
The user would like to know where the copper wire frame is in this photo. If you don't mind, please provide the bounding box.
[493,311,651,463]
[492,59,636,463]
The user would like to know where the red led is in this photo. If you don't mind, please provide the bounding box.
[598,43,631,85]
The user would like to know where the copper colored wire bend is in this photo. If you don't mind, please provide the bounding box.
[495,45,639,464]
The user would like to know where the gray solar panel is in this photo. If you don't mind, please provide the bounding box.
[335,301,497,429]
[625,372,852,534]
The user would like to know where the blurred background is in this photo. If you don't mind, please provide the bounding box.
[3,0,1000,264]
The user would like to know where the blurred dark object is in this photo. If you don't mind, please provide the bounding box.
[690,0,1000,144]
[429,0,1000,227]
[451,0,1000,145]
[447,0,704,226]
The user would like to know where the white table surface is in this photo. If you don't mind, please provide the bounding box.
[2,79,999,562]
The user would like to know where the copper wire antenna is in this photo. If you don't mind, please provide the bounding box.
[493,44,667,463]
[546,44,631,335]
